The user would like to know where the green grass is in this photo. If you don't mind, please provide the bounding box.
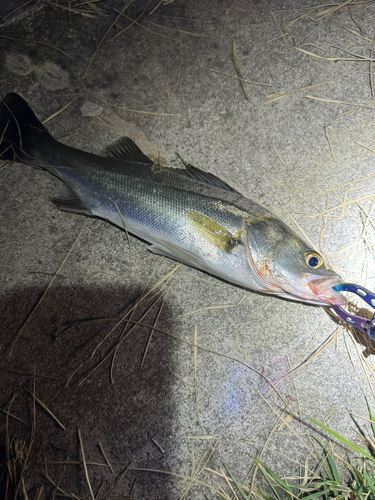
[222,397,375,500]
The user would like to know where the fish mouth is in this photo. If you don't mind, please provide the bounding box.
[307,277,347,305]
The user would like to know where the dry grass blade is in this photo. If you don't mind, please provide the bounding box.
[309,193,375,217]
[272,144,285,165]
[371,32,375,98]
[43,459,112,467]
[42,467,82,499]
[0,409,30,427]
[0,159,10,171]
[355,140,375,155]
[77,428,95,500]
[83,0,131,78]
[257,390,317,459]
[139,284,171,371]
[220,467,240,500]
[110,7,178,42]
[177,290,246,318]
[98,442,114,473]
[128,466,226,495]
[5,395,15,498]
[302,145,352,220]
[75,296,160,387]
[71,261,118,276]
[148,0,163,16]
[46,1,97,17]
[254,76,342,109]
[94,263,180,358]
[267,32,291,43]
[324,107,361,160]
[180,439,221,498]
[0,34,74,60]
[35,484,44,500]
[152,438,165,453]
[9,220,88,357]
[0,367,63,379]
[277,324,343,384]
[286,211,317,251]
[0,0,33,23]
[347,328,375,397]
[283,5,321,29]
[97,317,289,406]
[193,325,204,431]
[232,40,248,100]
[298,172,375,202]
[42,101,73,125]
[199,66,273,86]
[164,0,234,24]
[333,21,371,42]
[24,388,66,430]
[144,19,207,37]
[316,0,354,20]
[264,172,303,192]
[70,265,180,386]
[94,94,184,116]
[296,46,375,62]
[249,407,287,498]
[270,9,289,47]
[327,44,373,60]
[306,95,375,109]
[12,372,36,500]
[187,435,220,440]
[107,462,132,498]
[348,2,363,32]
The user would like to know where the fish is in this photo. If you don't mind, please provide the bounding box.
[0,92,345,306]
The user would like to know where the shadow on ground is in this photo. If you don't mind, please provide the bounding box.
[0,284,179,499]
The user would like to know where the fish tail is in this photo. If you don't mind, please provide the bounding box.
[0,93,51,162]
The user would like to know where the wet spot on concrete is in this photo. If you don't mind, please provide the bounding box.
[38,62,70,91]
[6,54,33,75]
[80,100,103,117]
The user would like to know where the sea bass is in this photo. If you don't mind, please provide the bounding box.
[0,93,345,305]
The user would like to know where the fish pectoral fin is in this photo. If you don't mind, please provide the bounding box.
[105,137,153,164]
[149,241,206,269]
[51,183,94,216]
[187,210,241,253]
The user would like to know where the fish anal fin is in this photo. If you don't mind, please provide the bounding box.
[187,210,241,253]
[51,183,94,216]
[105,137,153,164]
[149,241,206,269]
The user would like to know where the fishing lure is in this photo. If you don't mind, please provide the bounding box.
[331,283,375,340]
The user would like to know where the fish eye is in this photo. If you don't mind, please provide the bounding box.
[304,251,323,269]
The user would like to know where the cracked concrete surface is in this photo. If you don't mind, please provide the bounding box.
[1,1,375,498]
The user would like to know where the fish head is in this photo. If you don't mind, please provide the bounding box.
[271,240,345,305]
[244,218,346,305]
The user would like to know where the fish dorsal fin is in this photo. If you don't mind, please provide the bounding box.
[176,162,239,193]
[105,137,153,163]
[187,209,241,253]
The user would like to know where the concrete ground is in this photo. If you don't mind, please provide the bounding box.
[1,0,375,498]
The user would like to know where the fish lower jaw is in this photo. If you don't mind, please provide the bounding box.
[306,279,347,306]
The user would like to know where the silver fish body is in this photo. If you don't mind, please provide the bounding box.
[0,93,345,305]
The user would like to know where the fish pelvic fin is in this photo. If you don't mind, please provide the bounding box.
[105,137,153,164]
[51,183,94,216]
[0,93,50,162]
[187,210,241,252]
